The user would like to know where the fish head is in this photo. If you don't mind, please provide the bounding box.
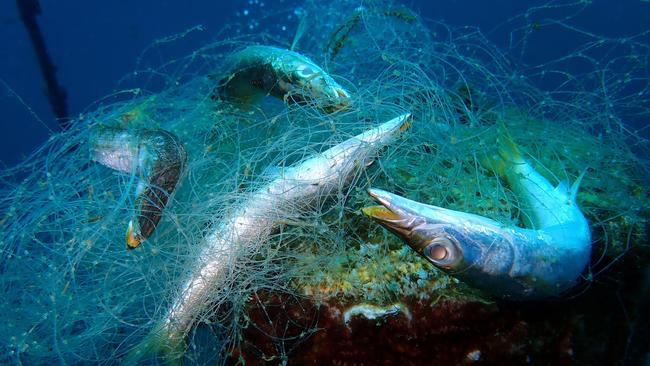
[284,60,351,113]
[362,188,572,299]
[362,188,490,272]
[295,114,411,190]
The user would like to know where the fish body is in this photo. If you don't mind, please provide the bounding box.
[216,45,351,113]
[128,114,411,362]
[90,126,187,248]
[363,133,591,299]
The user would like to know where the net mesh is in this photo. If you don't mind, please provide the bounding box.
[1,0,648,364]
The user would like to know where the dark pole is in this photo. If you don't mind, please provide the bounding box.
[16,0,70,130]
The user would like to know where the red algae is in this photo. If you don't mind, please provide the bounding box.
[233,245,650,366]
[234,294,578,365]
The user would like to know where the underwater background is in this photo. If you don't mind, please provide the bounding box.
[2,0,649,166]
[1,0,649,365]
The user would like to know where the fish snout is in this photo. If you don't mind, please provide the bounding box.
[363,188,465,270]
[316,84,352,113]
[362,188,422,240]
[297,71,351,113]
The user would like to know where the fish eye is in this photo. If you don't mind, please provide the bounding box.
[423,236,460,268]
[428,244,448,260]
[296,65,315,78]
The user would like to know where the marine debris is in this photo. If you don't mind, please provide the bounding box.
[0,0,648,364]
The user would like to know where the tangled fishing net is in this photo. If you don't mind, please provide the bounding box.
[1,0,648,364]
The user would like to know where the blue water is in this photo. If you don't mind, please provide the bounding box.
[1,0,648,166]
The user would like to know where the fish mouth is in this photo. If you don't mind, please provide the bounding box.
[363,189,467,270]
[334,86,351,100]
[320,86,352,113]
[362,188,421,238]
[284,85,351,113]
[361,205,404,221]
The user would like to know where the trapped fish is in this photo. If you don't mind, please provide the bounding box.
[363,132,591,299]
[90,126,187,249]
[215,45,351,113]
[126,113,412,363]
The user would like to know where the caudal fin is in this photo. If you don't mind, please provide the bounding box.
[480,127,525,176]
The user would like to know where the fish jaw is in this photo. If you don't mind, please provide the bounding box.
[270,46,351,112]
[299,72,351,113]
[320,113,411,163]
[279,60,351,112]
[363,188,490,271]
[126,220,143,249]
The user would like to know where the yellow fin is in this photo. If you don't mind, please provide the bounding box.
[126,220,143,249]
[480,126,524,176]
[496,128,523,165]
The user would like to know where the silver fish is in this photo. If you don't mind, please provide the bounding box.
[216,45,351,113]
[127,113,412,362]
[90,126,187,249]
[362,133,591,299]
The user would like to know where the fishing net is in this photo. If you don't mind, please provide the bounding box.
[1,0,648,364]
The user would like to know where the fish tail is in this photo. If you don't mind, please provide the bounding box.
[497,129,524,165]
[126,219,144,249]
[481,127,525,176]
[122,324,186,366]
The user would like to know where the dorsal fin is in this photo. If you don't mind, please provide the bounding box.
[570,169,587,202]
[555,169,586,203]
[290,12,308,51]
